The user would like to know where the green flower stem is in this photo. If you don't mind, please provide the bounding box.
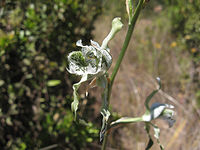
[101,131,109,150]
[109,117,143,128]
[110,0,144,87]
[101,0,145,150]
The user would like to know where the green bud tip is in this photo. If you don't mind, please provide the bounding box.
[112,17,123,33]
[101,17,123,49]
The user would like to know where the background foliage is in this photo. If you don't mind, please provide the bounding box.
[0,0,101,149]
[165,0,200,106]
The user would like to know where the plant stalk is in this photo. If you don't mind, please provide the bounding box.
[110,0,144,87]
[101,131,109,150]
[101,0,145,150]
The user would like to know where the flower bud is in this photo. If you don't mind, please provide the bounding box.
[101,17,123,49]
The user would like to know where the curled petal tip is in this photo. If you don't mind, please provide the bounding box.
[112,17,123,31]
[76,39,83,47]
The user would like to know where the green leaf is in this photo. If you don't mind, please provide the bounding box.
[47,80,61,87]
[71,74,88,120]
[100,109,110,142]
[23,58,31,66]
[153,125,160,139]
[78,118,89,126]
[145,123,154,150]
[100,77,110,142]
[146,137,154,150]
[126,0,134,24]
[152,124,164,150]
[0,80,5,87]
[6,117,13,126]
[144,77,161,111]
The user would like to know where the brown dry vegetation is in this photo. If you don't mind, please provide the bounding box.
[90,7,200,150]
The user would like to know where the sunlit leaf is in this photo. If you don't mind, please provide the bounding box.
[6,117,13,126]
[47,80,61,87]
[0,80,5,87]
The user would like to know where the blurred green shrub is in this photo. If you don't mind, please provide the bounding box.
[165,0,200,105]
[165,0,200,60]
[0,0,101,149]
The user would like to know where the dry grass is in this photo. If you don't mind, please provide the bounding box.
[90,9,200,150]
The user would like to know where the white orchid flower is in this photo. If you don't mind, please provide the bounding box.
[110,78,176,149]
[67,17,123,119]
[67,39,112,78]
[142,102,175,127]
[67,39,112,119]
[143,103,175,150]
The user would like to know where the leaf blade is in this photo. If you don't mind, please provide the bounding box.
[71,74,88,120]
[47,80,61,87]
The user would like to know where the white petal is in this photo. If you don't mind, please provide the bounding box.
[102,50,112,69]
[143,102,175,122]
[90,40,100,49]
[66,63,85,75]
[101,109,110,121]
[150,102,166,119]
[86,64,98,74]
[106,47,110,53]
[68,40,112,78]
[156,77,161,82]
[76,39,83,47]
[165,104,174,109]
